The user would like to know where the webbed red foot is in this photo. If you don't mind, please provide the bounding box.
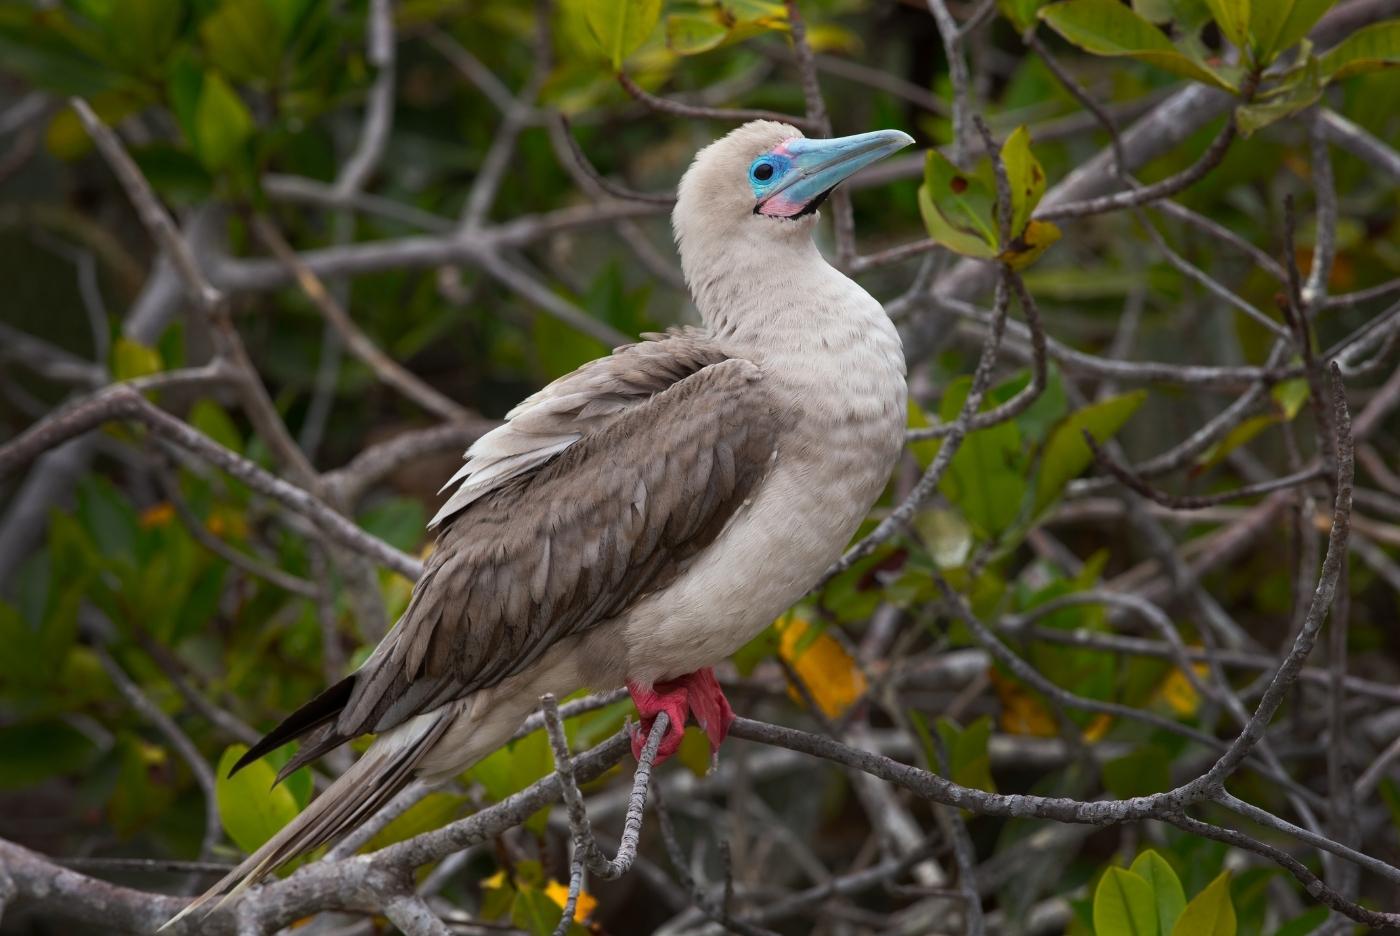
[627,667,735,765]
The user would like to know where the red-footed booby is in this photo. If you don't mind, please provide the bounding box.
[169,120,912,924]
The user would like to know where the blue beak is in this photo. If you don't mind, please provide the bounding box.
[755,129,914,218]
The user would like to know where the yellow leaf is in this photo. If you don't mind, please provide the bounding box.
[999,219,1062,270]
[989,668,1058,737]
[545,879,598,922]
[205,505,248,540]
[776,615,867,718]
[1157,663,1210,717]
[139,502,175,529]
[804,23,861,54]
[1081,713,1114,743]
[111,337,162,383]
[992,670,1115,740]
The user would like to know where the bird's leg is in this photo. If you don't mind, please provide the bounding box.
[627,678,690,763]
[626,668,735,765]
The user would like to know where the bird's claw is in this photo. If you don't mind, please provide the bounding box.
[684,667,735,756]
[628,680,689,763]
[627,668,735,766]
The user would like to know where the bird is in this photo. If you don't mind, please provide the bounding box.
[167,119,912,925]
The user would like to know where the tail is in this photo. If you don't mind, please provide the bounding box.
[160,692,452,931]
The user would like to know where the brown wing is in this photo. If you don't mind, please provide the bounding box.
[329,356,776,752]
[429,328,731,527]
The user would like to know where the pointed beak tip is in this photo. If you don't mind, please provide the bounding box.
[756,127,917,217]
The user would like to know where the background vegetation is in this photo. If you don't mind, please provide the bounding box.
[1,0,1398,933]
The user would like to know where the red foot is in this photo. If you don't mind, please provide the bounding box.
[627,668,736,766]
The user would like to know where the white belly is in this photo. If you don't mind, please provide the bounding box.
[619,344,906,685]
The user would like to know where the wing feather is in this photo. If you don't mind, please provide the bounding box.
[331,346,778,741]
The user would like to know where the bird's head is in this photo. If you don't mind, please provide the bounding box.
[673,120,913,291]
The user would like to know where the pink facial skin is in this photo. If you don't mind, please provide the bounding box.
[754,138,804,217]
[757,193,806,218]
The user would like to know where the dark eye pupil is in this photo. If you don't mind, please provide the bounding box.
[754,163,774,181]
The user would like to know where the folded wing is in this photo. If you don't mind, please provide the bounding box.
[236,333,779,778]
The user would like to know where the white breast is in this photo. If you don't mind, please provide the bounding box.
[620,274,907,685]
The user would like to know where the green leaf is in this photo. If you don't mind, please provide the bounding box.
[468,730,554,834]
[1319,19,1400,81]
[1171,870,1235,936]
[215,744,302,857]
[133,145,215,205]
[281,759,313,810]
[167,52,204,150]
[512,884,587,936]
[935,715,997,793]
[1093,867,1159,936]
[1273,378,1310,419]
[907,398,942,470]
[999,0,1051,32]
[1379,776,1400,830]
[1249,0,1334,60]
[357,497,425,554]
[1229,867,1273,936]
[1270,0,1334,53]
[1236,55,1322,135]
[201,0,283,85]
[1103,746,1172,798]
[938,378,1027,539]
[1133,0,1211,32]
[999,126,1047,238]
[0,720,99,788]
[1198,414,1276,469]
[584,0,661,69]
[666,12,729,54]
[190,399,244,453]
[674,725,716,777]
[0,8,128,96]
[104,0,182,72]
[1033,390,1147,517]
[909,709,939,769]
[364,792,465,852]
[194,71,253,171]
[1195,378,1308,468]
[1202,0,1249,49]
[1275,906,1328,936]
[918,150,999,259]
[0,591,80,694]
[1130,850,1187,935]
[1039,0,1237,91]
[110,734,174,837]
[732,624,780,676]
[111,337,161,382]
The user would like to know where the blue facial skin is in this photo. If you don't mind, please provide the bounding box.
[747,153,794,199]
[750,129,915,216]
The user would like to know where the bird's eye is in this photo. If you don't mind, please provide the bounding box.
[752,162,775,182]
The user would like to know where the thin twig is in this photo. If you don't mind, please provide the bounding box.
[93,644,222,871]
[251,215,472,423]
[0,385,423,579]
[616,72,819,131]
[541,695,664,881]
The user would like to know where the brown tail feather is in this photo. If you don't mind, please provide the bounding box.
[160,710,453,932]
[228,674,357,779]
